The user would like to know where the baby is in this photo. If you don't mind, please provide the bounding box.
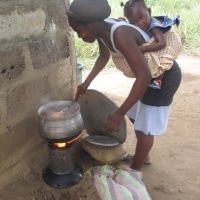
[122,0,181,89]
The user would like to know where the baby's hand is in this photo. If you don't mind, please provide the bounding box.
[139,45,147,54]
[118,17,127,22]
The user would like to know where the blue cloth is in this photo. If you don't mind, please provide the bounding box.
[145,15,180,38]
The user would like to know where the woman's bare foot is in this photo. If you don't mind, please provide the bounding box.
[143,156,151,165]
[122,154,152,165]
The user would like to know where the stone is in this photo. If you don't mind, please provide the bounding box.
[82,140,126,164]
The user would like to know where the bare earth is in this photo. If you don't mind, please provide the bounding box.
[0,53,200,200]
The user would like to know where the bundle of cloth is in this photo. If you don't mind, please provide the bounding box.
[89,164,152,200]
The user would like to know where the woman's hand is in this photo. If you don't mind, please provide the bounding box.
[75,82,89,101]
[104,110,124,132]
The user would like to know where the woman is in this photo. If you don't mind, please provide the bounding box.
[67,0,181,171]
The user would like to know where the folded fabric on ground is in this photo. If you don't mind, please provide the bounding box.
[89,165,152,200]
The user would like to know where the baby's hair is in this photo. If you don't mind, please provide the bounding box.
[120,1,124,7]
[120,0,133,7]
[121,0,146,8]
[131,0,146,3]
[120,0,131,8]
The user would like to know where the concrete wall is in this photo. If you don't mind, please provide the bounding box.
[0,0,78,187]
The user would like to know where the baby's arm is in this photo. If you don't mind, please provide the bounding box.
[140,27,166,53]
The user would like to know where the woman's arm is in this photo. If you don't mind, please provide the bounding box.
[75,39,110,100]
[104,27,152,132]
[116,27,151,114]
[140,27,166,53]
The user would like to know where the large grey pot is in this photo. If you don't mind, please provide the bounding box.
[38,101,84,141]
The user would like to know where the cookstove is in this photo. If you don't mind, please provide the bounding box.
[38,101,84,188]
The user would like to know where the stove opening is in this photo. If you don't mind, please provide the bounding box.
[52,134,81,149]
[42,135,83,188]
[53,142,67,148]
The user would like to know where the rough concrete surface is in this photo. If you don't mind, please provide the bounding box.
[0,0,77,190]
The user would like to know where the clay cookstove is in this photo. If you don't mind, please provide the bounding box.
[38,101,84,188]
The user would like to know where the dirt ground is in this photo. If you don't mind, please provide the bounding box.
[0,53,200,200]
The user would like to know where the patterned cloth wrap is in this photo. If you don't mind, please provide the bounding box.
[89,164,152,200]
[111,29,182,78]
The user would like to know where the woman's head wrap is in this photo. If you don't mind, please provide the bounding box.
[67,0,111,21]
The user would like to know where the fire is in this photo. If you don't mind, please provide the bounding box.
[54,142,67,148]
[53,134,81,148]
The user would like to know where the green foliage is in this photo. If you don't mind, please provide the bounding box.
[74,0,200,65]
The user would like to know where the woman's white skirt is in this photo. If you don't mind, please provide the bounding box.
[127,101,171,136]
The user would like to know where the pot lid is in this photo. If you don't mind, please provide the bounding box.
[85,135,119,147]
[77,89,127,144]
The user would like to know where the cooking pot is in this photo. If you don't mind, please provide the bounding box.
[38,101,84,141]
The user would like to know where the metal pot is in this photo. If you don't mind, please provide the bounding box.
[38,101,84,141]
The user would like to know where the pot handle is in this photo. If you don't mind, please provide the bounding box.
[41,119,47,125]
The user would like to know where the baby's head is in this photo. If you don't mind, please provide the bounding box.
[123,0,151,31]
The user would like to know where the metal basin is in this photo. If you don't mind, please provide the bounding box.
[77,89,127,144]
